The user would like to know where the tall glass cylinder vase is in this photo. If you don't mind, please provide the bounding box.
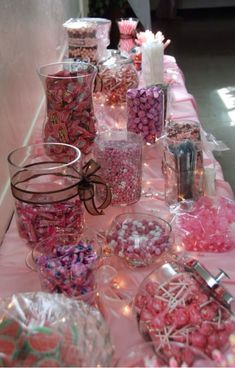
[117,18,139,53]
[38,61,97,155]
[93,130,142,206]
[8,143,84,247]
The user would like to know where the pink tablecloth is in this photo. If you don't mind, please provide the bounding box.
[0,55,234,362]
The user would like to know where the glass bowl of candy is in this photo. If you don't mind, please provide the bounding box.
[134,256,235,360]
[115,341,214,367]
[35,230,102,303]
[0,292,114,367]
[106,212,172,268]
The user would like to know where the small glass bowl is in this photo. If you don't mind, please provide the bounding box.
[106,212,172,268]
[35,230,102,303]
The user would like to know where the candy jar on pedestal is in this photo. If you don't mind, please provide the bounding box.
[38,61,97,155]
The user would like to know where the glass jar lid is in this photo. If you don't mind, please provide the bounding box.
[100,49,133,67]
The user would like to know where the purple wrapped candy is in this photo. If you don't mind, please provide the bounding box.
[36,241,99,301]
[127,86,164,144]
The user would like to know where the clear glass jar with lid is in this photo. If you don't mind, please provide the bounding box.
[94,50,139,106]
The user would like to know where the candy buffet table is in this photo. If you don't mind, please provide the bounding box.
[0,55,235,362]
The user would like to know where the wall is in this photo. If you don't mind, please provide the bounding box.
[0,0,83,242]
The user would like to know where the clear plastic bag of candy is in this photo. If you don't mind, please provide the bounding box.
[0,292,113,367]
[172,196,235,253]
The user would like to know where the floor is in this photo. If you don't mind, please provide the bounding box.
[152,7,235,193]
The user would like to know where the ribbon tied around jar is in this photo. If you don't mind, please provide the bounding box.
[77,159,112,215]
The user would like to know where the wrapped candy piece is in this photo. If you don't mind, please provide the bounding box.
[127,86,164,144]
[173,196,235,253]
[0,292,113,367]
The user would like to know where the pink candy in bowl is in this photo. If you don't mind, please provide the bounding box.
[106,213,172,268]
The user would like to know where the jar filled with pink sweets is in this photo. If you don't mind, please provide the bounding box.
[8,143,84,247]
[134,256,235,364]
[93,130,142,206]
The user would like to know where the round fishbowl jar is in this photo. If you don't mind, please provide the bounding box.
[95,50,139,106]
[38,61,97,155]
[8,143,84,247]
[106,213,172,268]
[93,130,142,206]
[134,256,235,361]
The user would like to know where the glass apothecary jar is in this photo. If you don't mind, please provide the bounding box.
[134,256,235,361]
[93,130,142,206]
[95,50,139,106]
[38,61,97,155]
[8,143,84,246]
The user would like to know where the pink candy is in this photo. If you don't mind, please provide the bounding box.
[135,273,235,361]
[94,135,142,206]
[107,216,171,267]
[15,199,84,246]
[174,196,235,252]
[127,86,164,144]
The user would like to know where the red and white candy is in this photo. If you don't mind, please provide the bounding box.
[15,199,84,246]
[44,69,97,155]
[107,217,171,267]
